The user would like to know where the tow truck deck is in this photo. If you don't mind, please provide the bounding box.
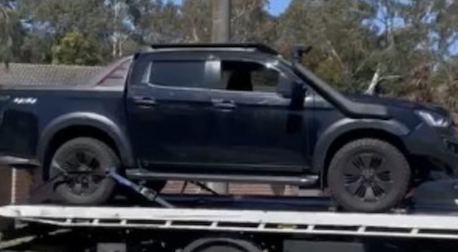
[1,205,458,240]
[0,173,458,252]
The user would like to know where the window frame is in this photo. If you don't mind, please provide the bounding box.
[127,51,302,97]
[144,60,208,89]
[128,51,216,92]
[210,57,297,97]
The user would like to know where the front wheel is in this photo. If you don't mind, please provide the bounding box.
[327,138,411,213]
[49,137,120,205]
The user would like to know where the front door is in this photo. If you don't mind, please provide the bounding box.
[206,58,311,175]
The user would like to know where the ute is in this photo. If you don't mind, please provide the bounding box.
[0,43,457,213]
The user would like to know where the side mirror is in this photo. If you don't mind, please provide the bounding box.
[278,78,305,101]
[290,81,306,109]
[277,76,293,98]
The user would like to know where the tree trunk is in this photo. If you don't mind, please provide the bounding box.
[365,65,381,95]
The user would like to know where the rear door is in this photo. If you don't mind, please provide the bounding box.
[126,52,218,171]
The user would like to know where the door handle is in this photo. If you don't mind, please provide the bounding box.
[133,97,156,107]
[212,99,236,109]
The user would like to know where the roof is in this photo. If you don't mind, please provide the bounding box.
[0,63,103,86]
[150,43,279,55]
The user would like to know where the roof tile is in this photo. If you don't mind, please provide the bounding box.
[0,63,103,86]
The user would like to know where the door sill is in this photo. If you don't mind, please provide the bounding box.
[125,169,319,186]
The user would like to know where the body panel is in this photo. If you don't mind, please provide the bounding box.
[0,87,132,167]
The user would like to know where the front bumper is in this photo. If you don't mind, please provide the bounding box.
[402,123,458,176]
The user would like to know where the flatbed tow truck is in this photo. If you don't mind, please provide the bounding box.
[1,43,458,251]
[0,172,458,252]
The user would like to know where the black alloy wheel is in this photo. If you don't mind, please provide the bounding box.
[58,149,105,196]
[343,152,393,202]
[50,137,119,205]
[327,138,411,213]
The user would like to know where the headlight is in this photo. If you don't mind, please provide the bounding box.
[416,110,451,128]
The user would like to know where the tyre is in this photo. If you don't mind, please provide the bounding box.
[327,138,411,213]
[183,238,261,252]
[49,137,120,205]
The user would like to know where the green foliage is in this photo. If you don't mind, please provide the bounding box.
[179,0,211,42]
[1,0,458,112]
[51,31,103,65]
[276,0,379,91]
[0,3,23,67]
[0,6,13,67]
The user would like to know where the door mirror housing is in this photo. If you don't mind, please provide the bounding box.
[277,77,305,108]
[277,75,294,98]
[290,81,306,109]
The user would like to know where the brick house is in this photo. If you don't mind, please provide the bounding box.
[0,63,103,86]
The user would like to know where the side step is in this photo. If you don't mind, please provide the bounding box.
[125,169,319,186]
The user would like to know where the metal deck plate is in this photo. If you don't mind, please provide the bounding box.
[2,205,458,240]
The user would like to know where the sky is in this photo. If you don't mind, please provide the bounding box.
[265,0,291,15]
[172,0,291,16]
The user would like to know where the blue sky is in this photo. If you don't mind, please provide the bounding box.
[172,0,291,16]
[265,0,291,15]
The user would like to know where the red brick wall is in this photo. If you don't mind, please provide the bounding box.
[13,168,34,204]
[0,165,301,206]
[0,165,33,205]
[162,181,299,196]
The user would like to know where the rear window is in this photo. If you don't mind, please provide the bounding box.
[147,61,206,88]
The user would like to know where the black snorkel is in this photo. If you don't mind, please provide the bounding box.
[291,45,312,67]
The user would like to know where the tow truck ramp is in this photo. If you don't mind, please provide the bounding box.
[0,205,458,240]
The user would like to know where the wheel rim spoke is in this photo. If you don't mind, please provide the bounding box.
[63,155,79,170]
[369,155,383,170]
[347,160,363,176]
[75,151,87,165]
[346,178,363,195]
[374,177,392,192]
[359,155,372,169]
[84,178,99,193]
[57,149,104,196]
[351,156,365,171]
[344,152,393,202]
[363,186,377,202]
[376,166,390,177]
[72,182,83,195]
[88,156,99,169]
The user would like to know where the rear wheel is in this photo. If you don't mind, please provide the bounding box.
[327,138,411,213]
[49,137,119,205]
